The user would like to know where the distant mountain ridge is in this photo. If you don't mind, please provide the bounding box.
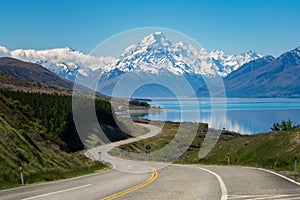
[1,33,300,98]
[224,47,300,97]
[0,32,264,81]
[104,32,264,77]
[0,46,115,81]
[0,57,74,89]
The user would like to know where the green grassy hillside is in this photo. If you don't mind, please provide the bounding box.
[110,121,300,172]
[0,91,127,189]
[179,129,300,171]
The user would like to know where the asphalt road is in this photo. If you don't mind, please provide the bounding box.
[1,124,299,200]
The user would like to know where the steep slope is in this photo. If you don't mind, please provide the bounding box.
[0,63,130,188]
[0,93,103,189]
[224,47,300,97]
[0,72,73,94]
[0,89,131,188]
[225,55,275,81]
[0,57,74,89]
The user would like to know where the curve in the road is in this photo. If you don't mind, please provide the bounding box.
[101,167,158,200]
[198,167,228,200]
[250,167,300,186]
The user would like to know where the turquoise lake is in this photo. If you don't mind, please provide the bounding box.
[136,98,300,134]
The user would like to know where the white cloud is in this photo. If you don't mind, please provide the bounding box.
[0,45,116,72]
[0,46,11,57]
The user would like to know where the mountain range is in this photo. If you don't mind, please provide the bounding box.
[1,32,300,98]
[225,47,300,97]
[0,57,74,89]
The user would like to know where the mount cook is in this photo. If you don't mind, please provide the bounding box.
[1,32,299,97]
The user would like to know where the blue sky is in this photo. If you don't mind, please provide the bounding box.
[1,0,300,56]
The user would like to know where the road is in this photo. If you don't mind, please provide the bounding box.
[1,124,299,200]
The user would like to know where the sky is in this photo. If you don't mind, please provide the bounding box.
[1,0,300,56]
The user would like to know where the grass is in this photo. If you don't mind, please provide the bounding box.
[109,121,300,172]
[0,115,108,190]
[0,93,109,190]
[22,154,108,186]
[193,130,300,171]
[1,163,108,190]
[109,121,208,162]
[116,117,149,137]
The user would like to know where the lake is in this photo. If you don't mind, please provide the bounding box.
[135,98,300,134]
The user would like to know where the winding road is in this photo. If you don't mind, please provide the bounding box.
[1,124,299,200]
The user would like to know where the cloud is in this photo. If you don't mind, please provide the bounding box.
[0,45,116,72]
[0,46,11,57]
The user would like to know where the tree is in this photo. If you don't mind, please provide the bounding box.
[271,122,280,131]
[286,119,292,130]
[271,119,293,131]
[281,120,288,131]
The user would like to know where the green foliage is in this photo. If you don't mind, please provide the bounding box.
[0,90,125,152]
[129,100,150,108]
[271,122,280,131]
[271,119,295,131]
[0,90,127,189]
[110,121,300,172]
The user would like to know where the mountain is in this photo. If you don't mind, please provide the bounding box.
[8,32,296,98]
[99,32,263,77]
[210,50,264,76]
[0,57,74,89]
[224,47,300,97]
[0,46,115,81]
[94,32,264,96]
[0,33,263,86]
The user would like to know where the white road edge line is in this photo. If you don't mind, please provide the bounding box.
[21,184,92,200]
[250,194,300,200]
[198,167,228,200]
[246,167,300,187]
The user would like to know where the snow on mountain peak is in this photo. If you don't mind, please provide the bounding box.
[0,32,267,82]
[290,46,300,56]
[111,33,266,77]
[139,32,171,48]
[0,45,116,81]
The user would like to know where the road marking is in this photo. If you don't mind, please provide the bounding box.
[250,194,300,200]
[100,168,158,200]
[21,184,92,200]
[228,194,300,200]
[246,167,300,186]
[198,167,228,200]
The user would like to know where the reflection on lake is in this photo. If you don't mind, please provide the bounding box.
[134,99,300,134]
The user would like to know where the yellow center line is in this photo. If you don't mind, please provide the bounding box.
[100,168,158,200]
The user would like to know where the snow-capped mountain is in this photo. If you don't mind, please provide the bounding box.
[0,32,264,81]
[210,50,264,76]
[224,46,300,97]
[0,46,115,81]
[106,32,264,77]
[0,32,266,97]
[2,36,300,98]
[92,32,266,96]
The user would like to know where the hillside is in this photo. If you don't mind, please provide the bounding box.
[178,129,300,171]
[0,57,74,89]
[0,89,130,189]
[109,121,300,172]
[0,93,107,189]
[224,47,300,97]
[0,72,72,94]
[2,43,300,98]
